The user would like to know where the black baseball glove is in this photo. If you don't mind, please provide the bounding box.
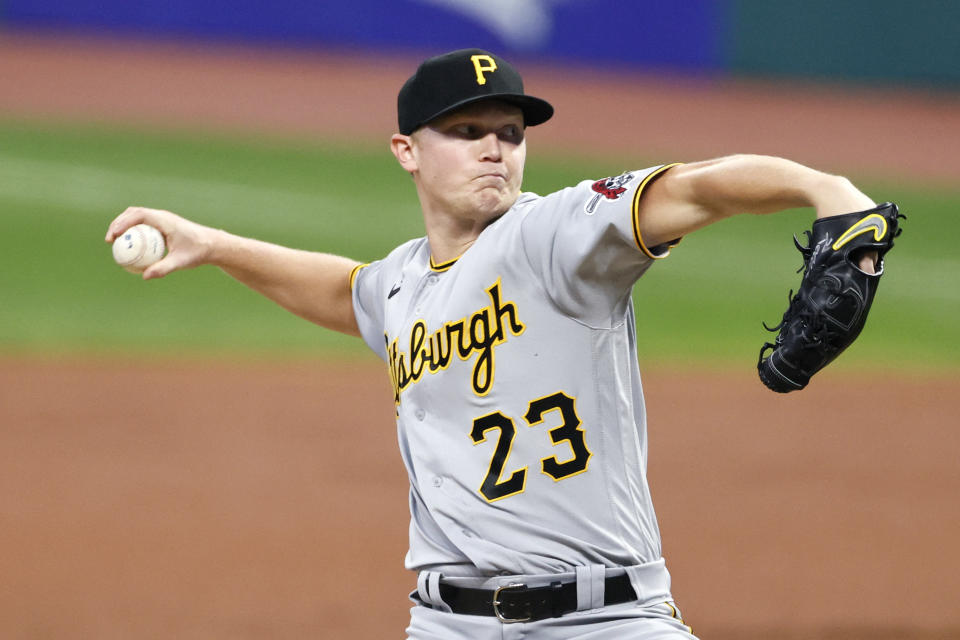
[757,202,904,393]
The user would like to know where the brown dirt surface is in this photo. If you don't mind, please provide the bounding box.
[1,30,958,639]
[2,359,957,639]
[2,29,960,185]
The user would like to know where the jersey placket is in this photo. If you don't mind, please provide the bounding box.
[405,271,441,321]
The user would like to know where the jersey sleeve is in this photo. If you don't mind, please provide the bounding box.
[519,163,680,326]
[350,260,388,361]
[350,237,427,361]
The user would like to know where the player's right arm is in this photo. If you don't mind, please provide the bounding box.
[105,206,361,337]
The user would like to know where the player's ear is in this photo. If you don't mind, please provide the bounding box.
[390,133,418,174]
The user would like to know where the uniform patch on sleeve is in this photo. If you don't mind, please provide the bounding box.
[584,172,635,215]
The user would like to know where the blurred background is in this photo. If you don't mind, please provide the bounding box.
[1,1,958,638]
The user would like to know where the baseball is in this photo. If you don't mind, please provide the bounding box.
[112,224,166,274]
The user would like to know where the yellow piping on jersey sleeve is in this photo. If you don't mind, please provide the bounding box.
[348,262,368,291]
[631,162,683,259]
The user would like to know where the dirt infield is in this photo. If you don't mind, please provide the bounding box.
[1,30,959,638]
[2,359,958,639]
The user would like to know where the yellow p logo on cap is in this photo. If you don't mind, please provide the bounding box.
[471,55,497,85]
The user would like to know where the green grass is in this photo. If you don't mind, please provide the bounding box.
[632,201,958,371]
[1,119,956,370]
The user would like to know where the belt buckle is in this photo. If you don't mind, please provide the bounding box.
[492,583,531,623]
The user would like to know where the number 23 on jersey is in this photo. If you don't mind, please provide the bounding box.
[470,391,591,502]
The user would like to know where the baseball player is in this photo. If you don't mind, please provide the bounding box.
[105,49,899,638]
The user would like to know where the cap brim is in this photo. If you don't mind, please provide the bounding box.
[417,93,554,132]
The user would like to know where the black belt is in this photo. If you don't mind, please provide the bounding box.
[431,573,636,623]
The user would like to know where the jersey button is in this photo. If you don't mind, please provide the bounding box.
[415,409,426,421]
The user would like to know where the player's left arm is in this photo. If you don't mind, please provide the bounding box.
[639,154,906,393]
[638,154,876,249]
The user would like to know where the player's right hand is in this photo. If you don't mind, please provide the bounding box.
[105,206,218,279]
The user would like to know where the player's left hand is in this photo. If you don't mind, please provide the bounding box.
[757,202,904,392]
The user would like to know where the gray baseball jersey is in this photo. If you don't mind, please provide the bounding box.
[351,163,679,578]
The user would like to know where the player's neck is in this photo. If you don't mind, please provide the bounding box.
[422,208,499,265]
[424,225,480,266]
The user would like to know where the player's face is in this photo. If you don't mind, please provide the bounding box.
[408,101,527,225]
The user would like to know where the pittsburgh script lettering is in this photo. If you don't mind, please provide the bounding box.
[386,280,524,402]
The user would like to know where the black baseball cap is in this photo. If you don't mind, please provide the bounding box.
[397,48,554,135]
